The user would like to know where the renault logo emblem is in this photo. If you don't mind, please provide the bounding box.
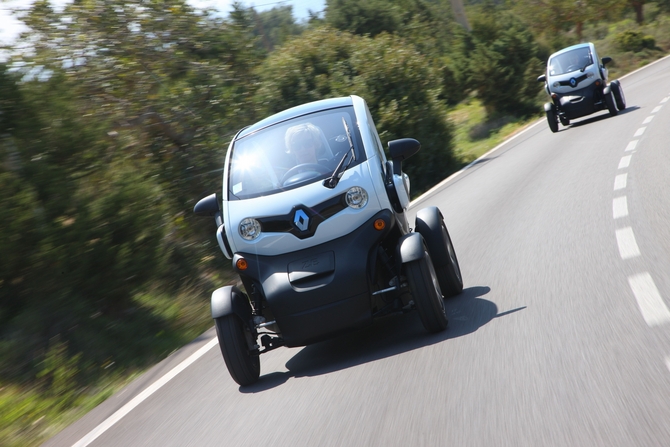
[569,78,577,87]
[294,209,309,232]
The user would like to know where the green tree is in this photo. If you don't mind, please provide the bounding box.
[462,9,542,116]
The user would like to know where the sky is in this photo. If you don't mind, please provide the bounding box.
[0,0,327,45]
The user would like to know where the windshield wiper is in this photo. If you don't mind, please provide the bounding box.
[324,117,356,189]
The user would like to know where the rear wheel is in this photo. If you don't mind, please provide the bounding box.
[612,81,626,111]
[406,242,448,333]
[604,90,618,116]
[215,315,260,386]
[546,106,559,133]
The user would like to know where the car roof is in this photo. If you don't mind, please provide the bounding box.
[236,96,354,140]
[550,42,593,58]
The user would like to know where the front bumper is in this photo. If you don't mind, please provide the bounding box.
[554,84,605,119]
[235,209,395,347]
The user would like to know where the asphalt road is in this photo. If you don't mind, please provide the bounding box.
[44,54,670,447]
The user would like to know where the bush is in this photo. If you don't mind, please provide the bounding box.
[615,30,657,51]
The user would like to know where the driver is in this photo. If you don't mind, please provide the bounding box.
[285,122,328,165]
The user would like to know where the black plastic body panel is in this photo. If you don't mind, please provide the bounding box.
[555,83,605,119]
[235,209,396,347]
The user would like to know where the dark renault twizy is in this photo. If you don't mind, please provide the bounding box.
[538,42,626,132]
[194,95,463,385]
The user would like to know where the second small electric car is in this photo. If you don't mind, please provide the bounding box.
[537,42,626,132]
[194,95,463,386]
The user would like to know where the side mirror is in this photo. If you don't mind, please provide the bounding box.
[602,56,612,65]
[537,74,546,83]
[194,193,223,227]
[388,138,420,176]
[194,193,220,216]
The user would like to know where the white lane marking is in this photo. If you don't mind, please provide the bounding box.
[652,106,662,113]
[634,127,646,137]
[643,116,654,124]
[618,155,632,169]
[72,338,219,447]
[662,97,669,103]
[613,196,628,219]
[616,227,641,259]
[614,174,627,191]
[628,273,670,327]
[625,140,638,152]
[666,357,670,373]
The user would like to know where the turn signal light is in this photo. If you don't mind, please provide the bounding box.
[595,80,601,86]
[236,258,248,270]
[374,219,386,230]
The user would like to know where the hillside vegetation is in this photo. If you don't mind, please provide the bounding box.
[1,0,669,445]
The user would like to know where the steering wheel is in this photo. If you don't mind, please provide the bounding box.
[281,163,331,186]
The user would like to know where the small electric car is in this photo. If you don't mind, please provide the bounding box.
[194,95,463,385]
[537,42,626,132]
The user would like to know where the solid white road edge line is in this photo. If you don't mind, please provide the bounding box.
[616,227,641,260]
[628,273,670,327]
[72,337,219,447]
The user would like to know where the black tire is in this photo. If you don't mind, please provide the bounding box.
[405,241,449,333]
[546,107,558,133]
[215,315,260,386]
[604,89,618,116]
[612,81,626,111]
[415,209,463,297]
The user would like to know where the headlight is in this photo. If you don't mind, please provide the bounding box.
[346,186,368,209]
[552,82,560,88]
[239,218,261,240]
[587,72,594,78]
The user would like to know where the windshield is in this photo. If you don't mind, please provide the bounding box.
[548,47,593,76]
[227,106,365,200]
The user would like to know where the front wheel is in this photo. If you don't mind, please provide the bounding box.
[612,81,626,111]
[405,242,449,333]
[604,90,618,116]
[215,315,260,386]
[546,106,559,133]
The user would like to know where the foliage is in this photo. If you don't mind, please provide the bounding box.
[459,8,543,116]
[615,29,657,50]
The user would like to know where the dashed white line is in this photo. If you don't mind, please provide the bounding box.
[618,155,632,169]
[625,140,638,152]
[652,106,662,113]
[628,273,670,327]
[643,116,654,124]
[616,227,641,259]
[613,196,628,219]
[614,173,627,191]
[661,97,669,103]
[634,127,646,137]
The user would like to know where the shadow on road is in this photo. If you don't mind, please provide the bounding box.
[568,105,640,129]
[241,286,525,392]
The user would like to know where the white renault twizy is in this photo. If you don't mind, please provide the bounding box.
[538,42,626,132]
[194,95,463,385]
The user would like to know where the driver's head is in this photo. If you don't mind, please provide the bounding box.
[285,123,322,164]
